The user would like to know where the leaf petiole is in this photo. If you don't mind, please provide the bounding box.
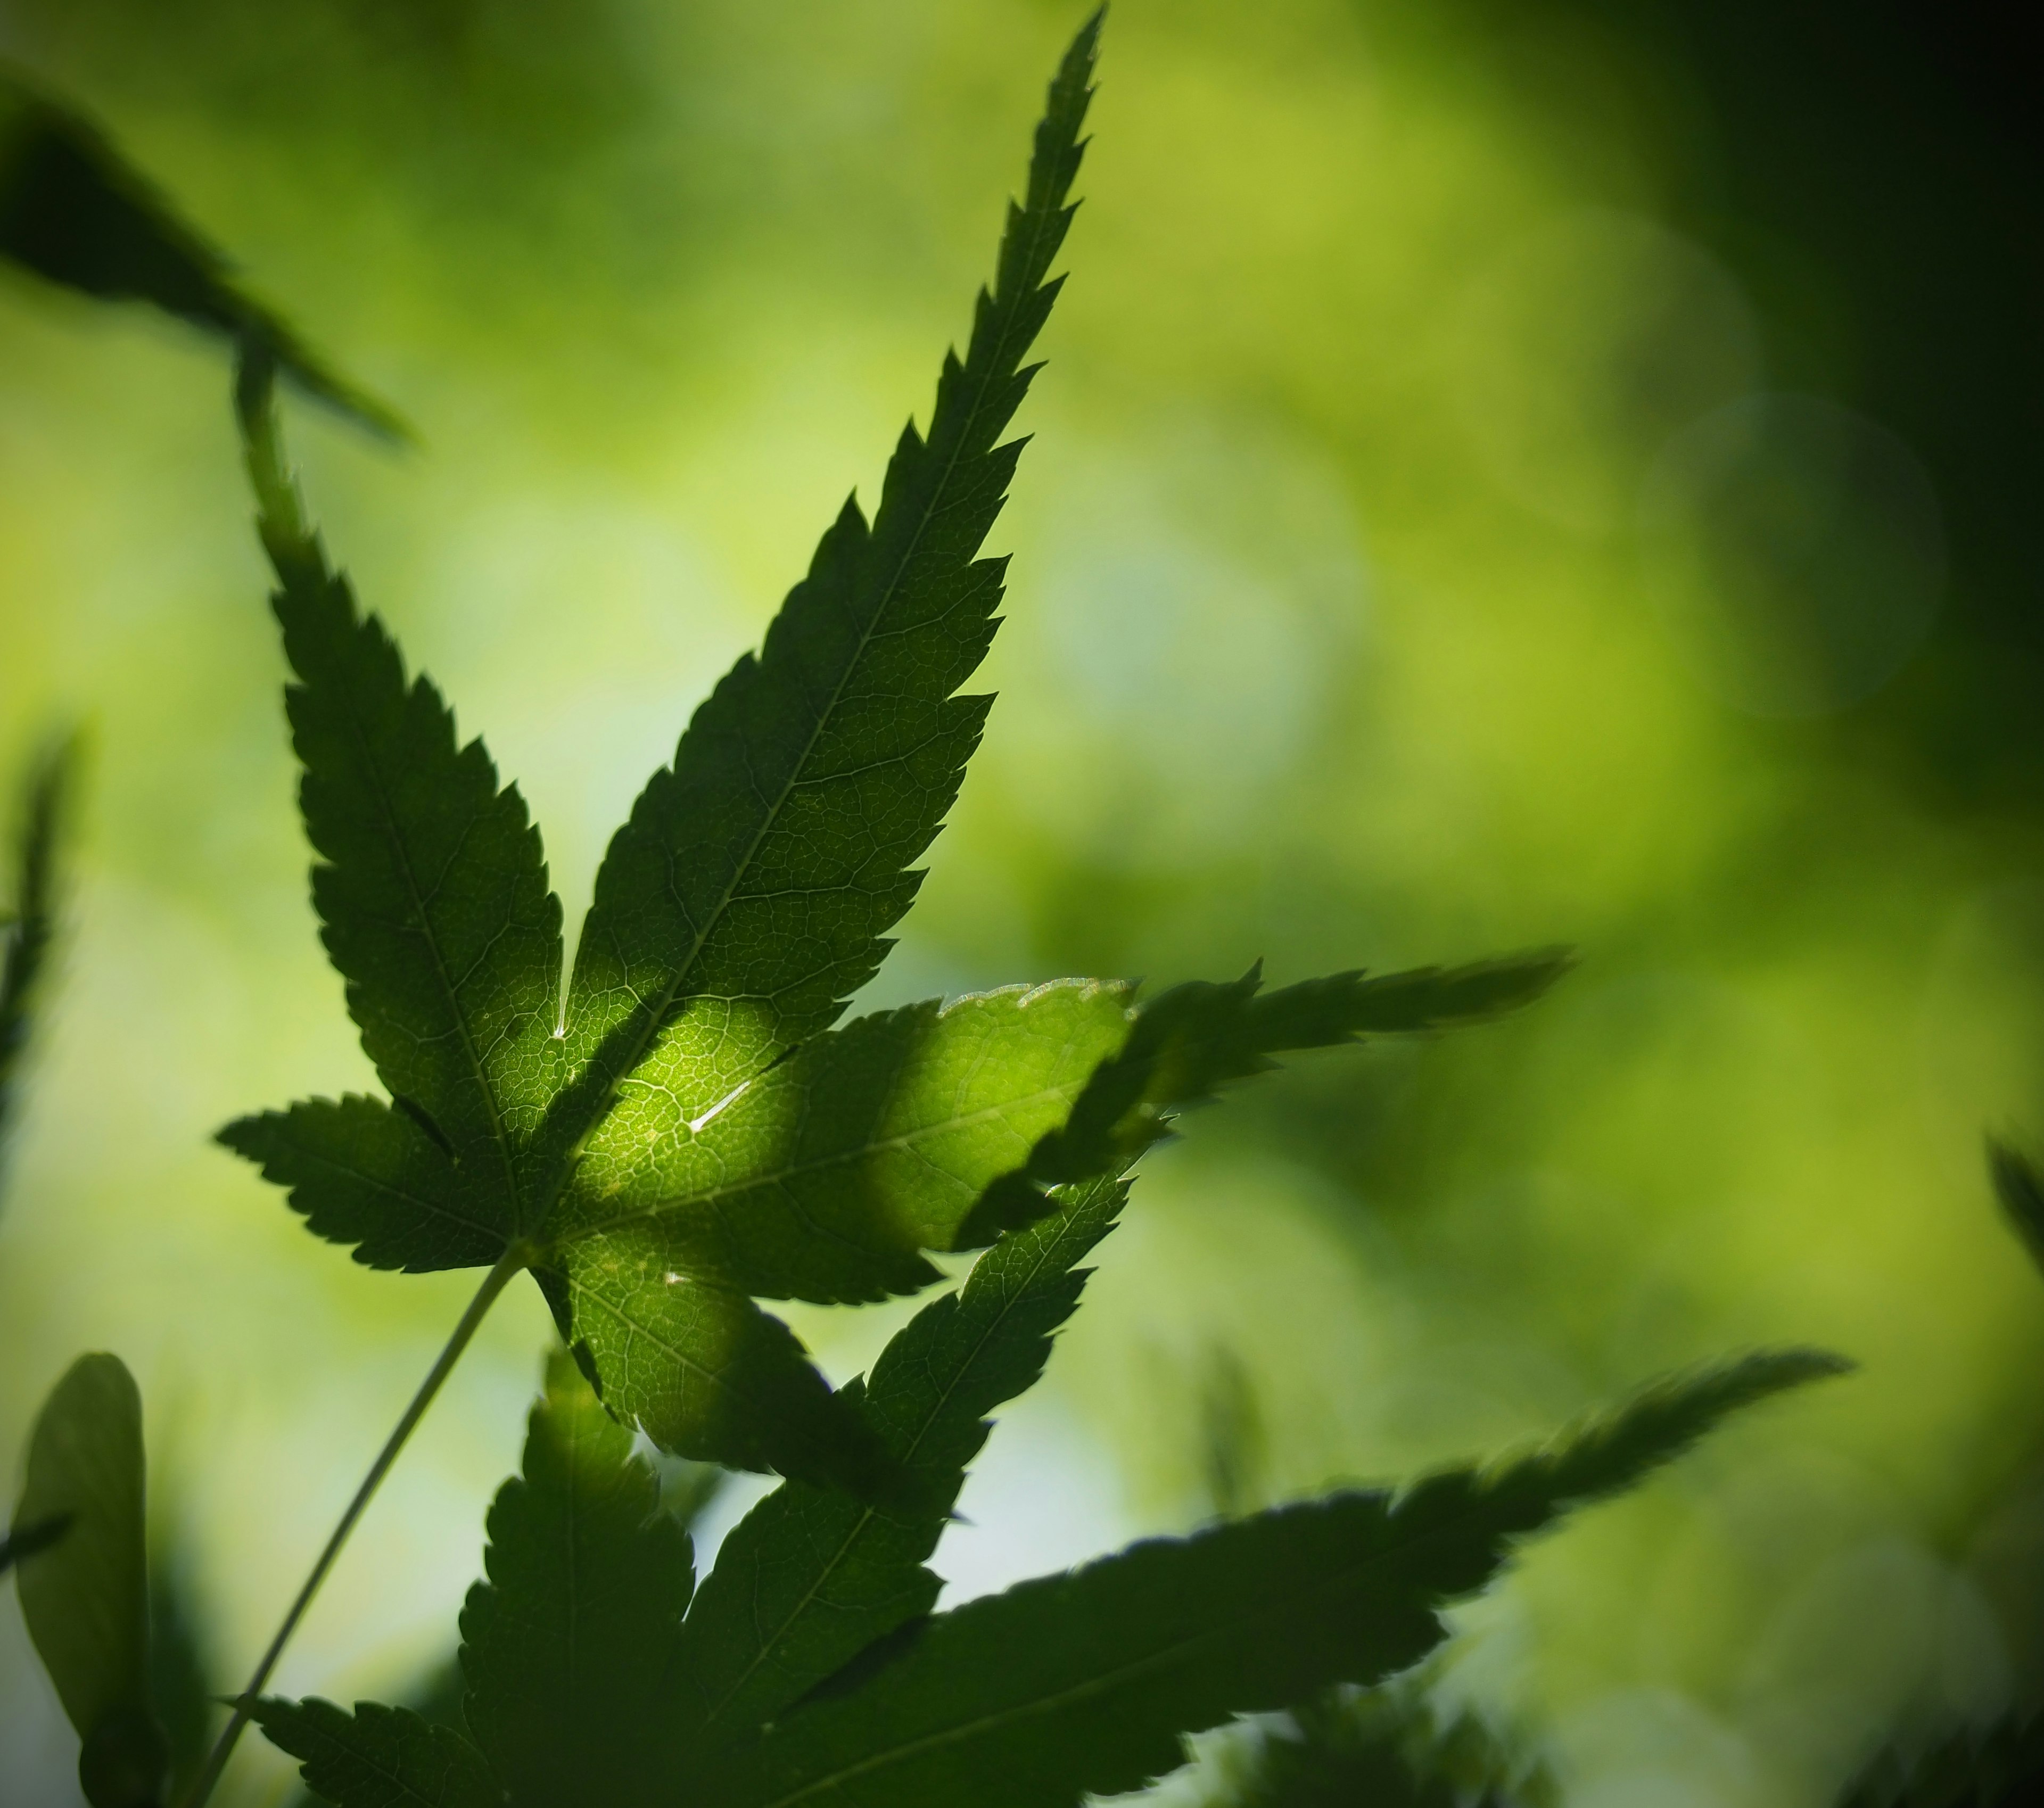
[178,1243,530,1808]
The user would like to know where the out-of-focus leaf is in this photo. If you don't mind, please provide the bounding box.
[1,1510,71,1574]
[149,1537,218,1798]
[0,65,405,437]
[1989,1139,2044,1277]
[0,736,72,1198]
[14,1352,170,1808]
[1840,1711,2044,1808]
[1206,1686,1553,1808]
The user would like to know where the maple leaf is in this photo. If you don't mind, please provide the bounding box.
[217,11,1564,1501]
[253,1307,1845,1807]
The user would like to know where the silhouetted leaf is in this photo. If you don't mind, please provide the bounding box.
[701,1351,1848,1808]
[0,735,72,1196]
[677,1173,1131,1742]
[457,1347,697,1802]
[14,1353,170,1808]
[1,65,403,436]
[248,1700,499,1808]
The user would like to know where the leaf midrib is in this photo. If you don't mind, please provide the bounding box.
[699,1198,1099,1729]
[740,1495,1513,1808]
[549,162,1073,1191]
[283,1137,506,1245]
[554,1083,1082,1247]
[328,661,527,1233]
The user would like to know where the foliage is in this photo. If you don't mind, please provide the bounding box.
[1203,1685,1554,1808]
[2,13,1861,1808]
[1,63,401,435]
[1828,1142,2044,1808]
[254,1338,1839,1808]
[213,9,1568,1506]
[13,1353,168,1808]
[0,737,72,1196]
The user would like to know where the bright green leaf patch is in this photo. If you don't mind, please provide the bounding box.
[552,980,1138,1303]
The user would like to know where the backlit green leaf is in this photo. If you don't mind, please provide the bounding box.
[457,1348,696,1803]
[676,1173,1130,1744]
[248,1700,499,1808]
[229,390,565,1253]
[217,5,1569,1510]
[553,981,1134,1304]
[527,13,1102,1211]
[14,1353,170,1808]
[702,1351,1849,1808]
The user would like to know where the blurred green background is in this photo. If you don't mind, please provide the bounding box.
[5,1,2043,1802]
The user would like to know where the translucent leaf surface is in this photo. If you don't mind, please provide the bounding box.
[248,1700,499,1808]
[677,1173,1130,1743]
[529,15,1102,1203]
[554,981,1135,1303]
[14,1353,169,1808]
[457,1348,696,1803]
[701,1351,1849,1808]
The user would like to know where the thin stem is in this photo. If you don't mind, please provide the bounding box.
[179,1246,527,1808]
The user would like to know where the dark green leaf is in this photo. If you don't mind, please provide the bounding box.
[1989,1138,2044,1278]
[677,1174,1130,1743]
[535,1259,897,1498]
[1,735,72,1198]
[249,1699,499,1808]
[531,13,1103,1221]
[704,1350,1848,1808]
[1840,1710,2044,1808]
[1,67,404,437]
[456,1348,696,1803]
[230,382,564,1252]
[1215,1688,1548,1808]
[14,1353,170,1808]
[149,1534,220,1798]
[218,1095,503,1274]
[0,1510,71,1573]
